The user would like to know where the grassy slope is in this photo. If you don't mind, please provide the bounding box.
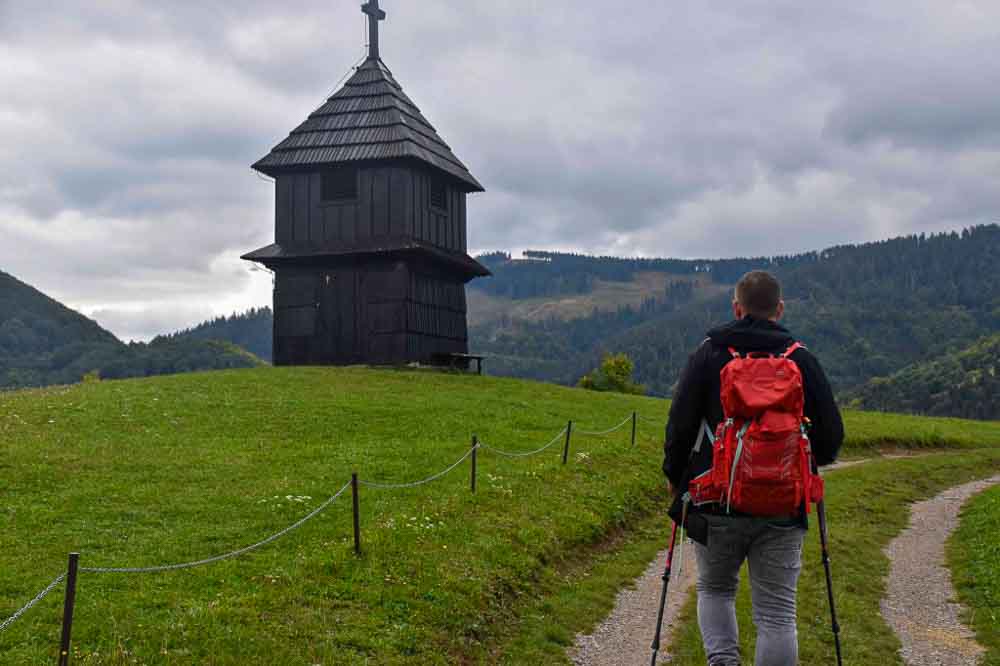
[1,367,666,664]
[2,368,998,664]
[949,483,1000,665]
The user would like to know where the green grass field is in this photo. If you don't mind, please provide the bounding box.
[2,366,999,664]
[949,482,1000,666]
[2,367,666,664]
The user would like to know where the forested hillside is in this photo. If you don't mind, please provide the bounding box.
[0,271,262,390]
[472,226,1000,404]
[476,250,818,300]
[843,334,1000,420]
[164,308,272,362]
[0,270,119,353]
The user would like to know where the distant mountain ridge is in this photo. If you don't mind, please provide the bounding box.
[468,225,1000,416]
[0,270,262,390]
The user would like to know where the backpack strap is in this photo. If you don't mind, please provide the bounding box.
[781,341,805,358]
[692,419,715,453]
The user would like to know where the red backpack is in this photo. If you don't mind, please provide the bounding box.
[688,342,824,516]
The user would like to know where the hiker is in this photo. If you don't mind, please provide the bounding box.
[662,270,844,666]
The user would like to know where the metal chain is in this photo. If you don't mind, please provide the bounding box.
[638,414,664,425]
[576,415,633,437]
[359,446,479,489]
[478,427,568,459]
[0,573,65,634]
[80,481,352,574]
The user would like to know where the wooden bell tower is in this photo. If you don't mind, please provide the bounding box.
[243,0,489,366]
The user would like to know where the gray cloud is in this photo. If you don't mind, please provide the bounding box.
[1,0,998,338]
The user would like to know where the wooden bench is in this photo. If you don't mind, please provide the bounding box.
[431,353,485,375]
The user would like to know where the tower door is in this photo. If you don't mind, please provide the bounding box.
[317,270,361,364]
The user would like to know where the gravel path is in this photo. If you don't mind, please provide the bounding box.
[881,474,1000,666]
[569,459,865,665]
[569,538,697,665]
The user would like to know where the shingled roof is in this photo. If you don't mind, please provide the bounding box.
[253,58,484,192]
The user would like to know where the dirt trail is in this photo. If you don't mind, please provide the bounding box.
[881,475,1000,666]
[569,458,865,665]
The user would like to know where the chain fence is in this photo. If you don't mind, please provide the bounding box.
[0,573,66,634]
[80,481,353,575]
[575,414,634,437]
[2,410,661,644]
[359,446,479,489]
[478,427,568,458]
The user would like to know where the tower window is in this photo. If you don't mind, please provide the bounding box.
[430,176,449,211]
[321,167,358,202]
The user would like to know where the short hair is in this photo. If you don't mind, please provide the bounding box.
[734,271,782,318]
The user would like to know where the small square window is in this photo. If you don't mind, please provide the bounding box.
[321,168,358,202]
[430,177,448,211]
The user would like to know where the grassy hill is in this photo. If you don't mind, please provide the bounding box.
[2,367,999,664]
[0,270,263,390]
[844,333,1000,420]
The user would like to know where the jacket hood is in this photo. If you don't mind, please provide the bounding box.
[707,316,795,351]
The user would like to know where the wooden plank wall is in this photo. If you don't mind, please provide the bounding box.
[275,166,467,252]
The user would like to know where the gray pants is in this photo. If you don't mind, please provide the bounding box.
[693,515,806,665]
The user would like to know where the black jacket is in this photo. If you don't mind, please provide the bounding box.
[663,317,844,538]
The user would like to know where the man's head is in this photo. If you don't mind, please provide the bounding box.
[733,270,784,321]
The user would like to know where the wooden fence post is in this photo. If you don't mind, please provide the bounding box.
[58,552,79,666]
[471,435,478,493]
[351,473,361,555]
[562,421,573,465]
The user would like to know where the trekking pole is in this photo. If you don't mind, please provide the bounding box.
[817,500,843,666]
[649,501,687,666]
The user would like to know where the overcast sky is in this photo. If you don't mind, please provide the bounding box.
[2,1,998,340]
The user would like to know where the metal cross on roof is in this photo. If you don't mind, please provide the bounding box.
[361,0,387,60]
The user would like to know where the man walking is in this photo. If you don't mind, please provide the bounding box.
[663,270,843,665]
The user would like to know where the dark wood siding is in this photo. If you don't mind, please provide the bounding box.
[293,175,310,241]
[405,271,468,359]
[308,173,324,241]
[372,169,390,237]
[268,163,475,367]
[275,177,293,244]
[389,168,408,236]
